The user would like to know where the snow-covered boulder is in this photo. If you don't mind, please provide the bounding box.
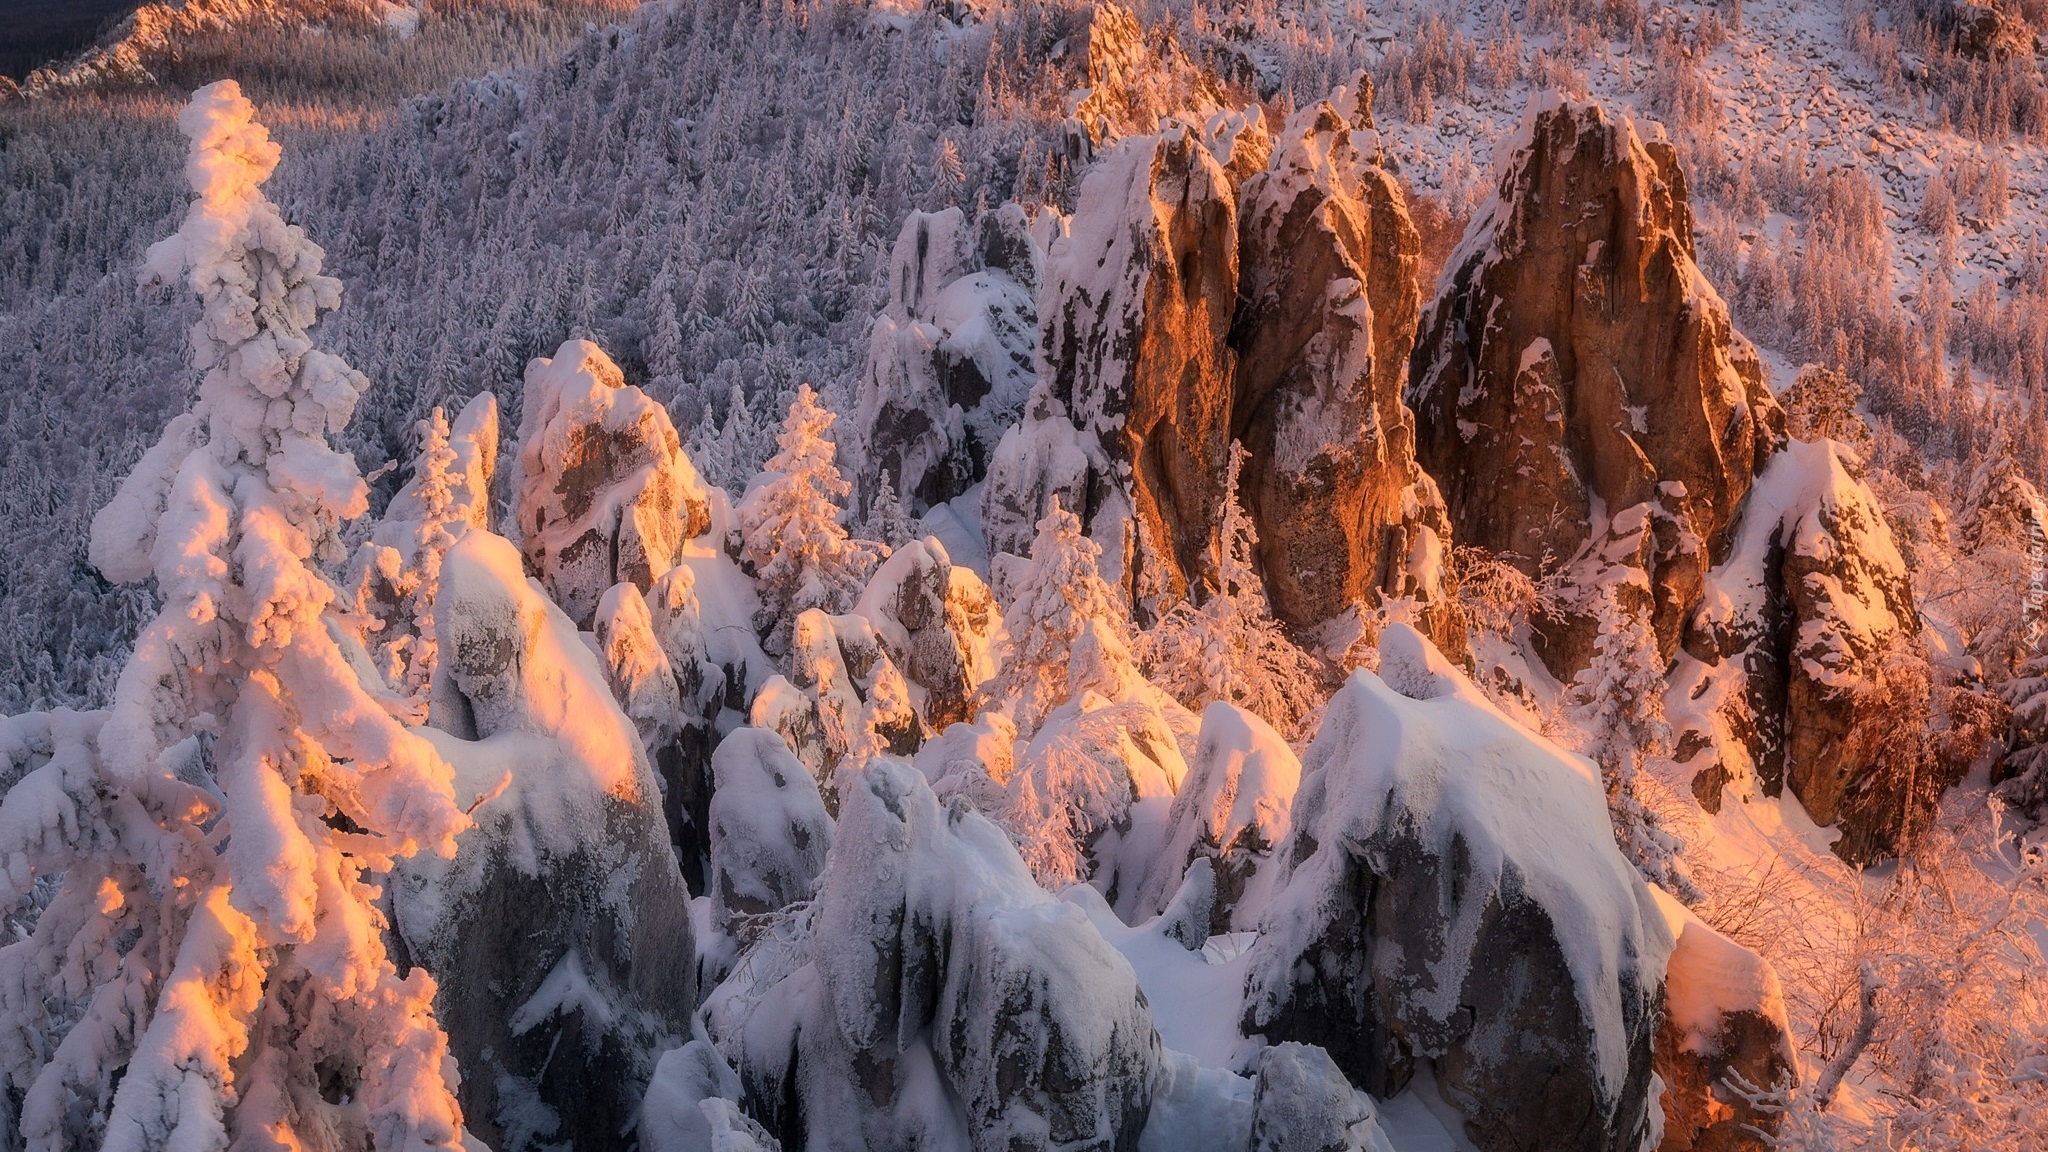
[1242,623,1672,1152]
[856,205,1041,516]
[854,536,1000,731]
[1248,1043,1396,1152]
[1229,76,1451,633]
[704,758,1162,1151]
[1136,702,1297,935]
[1673,438,1923,862]
[399,530,697,1151]
[1407,97,1785,679]
[512,338,712,628]
[1646,888,1797,1152]
[708,728,833,941]
[642,1040,784,1152]
[983,122,1239,619]
[754,607,923,796]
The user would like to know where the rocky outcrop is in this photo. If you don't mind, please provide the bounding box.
[1242,624,1672,1152]
[1647,888,1798,1152]
[1946,1,2032,61]
[1672,439,1925,863]
[856,206,1044,516]
[1136,701,1298,935]
[703,759,1162,1152]
[1249,1043,1397,1152]
[513,339,712,628]
[1230,77,1450,628]
[1408,97,1784,678]
[986,123,1238,620]
[399,530,696,1152]
[987,78,1455,636]
[707,728,833,942]
[853,536,1001,731]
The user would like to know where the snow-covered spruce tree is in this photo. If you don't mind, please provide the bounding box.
[1567,583,1694,899]
[982,498,1138,738]
[1998,653,2048,822]
[368,407,463,706]
[0,82,467,1151]
[736,385,876,656]
[1136,444,1322,738]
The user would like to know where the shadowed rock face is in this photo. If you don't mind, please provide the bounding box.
[1408,98,1783,678]
[1230,78,1451,630]
[1243,627,1670,1152]
[402,531,696,1152]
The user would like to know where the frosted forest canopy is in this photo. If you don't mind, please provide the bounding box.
[1,0,2047,1150]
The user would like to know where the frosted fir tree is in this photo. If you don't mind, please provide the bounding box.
[1997,654,2048,822]
[984,498,1138,736]
[1567,584,1694,899]
[736,385,877,656]
[0,83,468,1151]
[861,469,918,550]
[1136,444,1322,738]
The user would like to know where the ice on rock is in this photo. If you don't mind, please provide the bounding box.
[705,759,1162,1152]
[1136,702,1298,935]
[512,338,712,628]
[1646,886,1798,1152]
[708,728,833,941]
[1243,623,1672,1152]
[642,1040,783,1152]
[398,529,696,1151]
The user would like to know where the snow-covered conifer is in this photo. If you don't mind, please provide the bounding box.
[861,469,918,550]
[983,498,1135,736]
[0,83,467,1151]
[736,385,876,656]
[1136,445,1323,737]
[1568,583,1693,898]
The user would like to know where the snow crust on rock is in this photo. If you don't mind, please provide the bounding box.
[1245,623,1673,1151]
[512,338,711,627]
[708,727,832,938]
[1136,701,1298,933]
[400,528,695,1151]
[704,758,1161,1152]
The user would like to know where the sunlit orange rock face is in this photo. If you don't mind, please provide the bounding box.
[1035,125,1239,621]
[1015,78,1455,640]
[1230,79,1451,631]
[1408,99,1784,678]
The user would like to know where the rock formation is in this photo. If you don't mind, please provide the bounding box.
[1672,439,1924,862]
[1647,888,1798,1152]
[986,77,1456,638]
[853,536,1002,732]
[1230,77,1451,628]
[1136,701,1298,935]
[986,122,1239,620]
[513,338,712,628]
[1249,1042,1398,1152]
[856,205,1044,516]
[703,759,1162,1152]
[707,728,834,942]
[1242,624,1672,1152]
[1408,97,1784,678]
[398,530,696,1151]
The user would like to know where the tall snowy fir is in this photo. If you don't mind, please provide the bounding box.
[736,385,875,656]
[0,83,467,1151]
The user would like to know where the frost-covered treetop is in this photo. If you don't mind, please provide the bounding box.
[136,78,369,521]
